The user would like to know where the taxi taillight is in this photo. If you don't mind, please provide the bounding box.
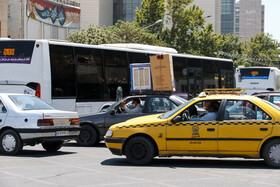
[70,118,79,125]
[37,119,54,126]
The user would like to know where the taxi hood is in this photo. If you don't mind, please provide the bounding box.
[113,113,166,127]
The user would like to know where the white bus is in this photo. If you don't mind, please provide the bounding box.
[235,66,280,95]
[0,39,234,114]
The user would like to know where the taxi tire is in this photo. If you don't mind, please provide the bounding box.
[125,136,155,165]
[263,139,280,168]
[0,129,23,155]
[42,141,63,152]
[76,125,98,146]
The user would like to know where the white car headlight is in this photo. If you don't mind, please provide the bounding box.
[105,130,113,137]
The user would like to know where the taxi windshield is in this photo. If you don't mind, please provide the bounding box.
[159,99,194,119]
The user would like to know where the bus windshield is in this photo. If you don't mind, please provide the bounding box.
[240,68,270,79]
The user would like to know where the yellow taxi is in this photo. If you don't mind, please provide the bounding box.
[105,89,280,168]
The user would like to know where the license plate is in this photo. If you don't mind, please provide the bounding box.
[55,131,69,136]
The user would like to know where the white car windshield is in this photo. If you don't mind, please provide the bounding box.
[9,95,54,110]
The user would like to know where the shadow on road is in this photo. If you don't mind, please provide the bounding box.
[101,157,271,169]
[0,149,76,158]
[63,142,106,148]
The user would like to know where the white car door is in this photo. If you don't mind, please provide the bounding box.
[0,99,8,127]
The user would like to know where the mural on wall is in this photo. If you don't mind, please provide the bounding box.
[27,0,80,29]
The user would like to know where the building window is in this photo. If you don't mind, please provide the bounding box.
[235,16,239,24]
[8,5,10,18]
[235,7,240,15]
[235,26,239,33]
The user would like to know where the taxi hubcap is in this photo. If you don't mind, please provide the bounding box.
[2,134,16,152]
[269,144,280,164]
[131,143,146,159]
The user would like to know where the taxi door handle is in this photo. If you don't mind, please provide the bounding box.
[207,128,215,132]
[260,128,268,131]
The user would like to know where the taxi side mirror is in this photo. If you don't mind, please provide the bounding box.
[172,116,182,123]
[109,109,116,115]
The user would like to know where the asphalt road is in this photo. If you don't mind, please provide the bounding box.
[1,142,280,187]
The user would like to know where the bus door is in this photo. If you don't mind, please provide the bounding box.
[221,70,234,88]
[187,69,203,97]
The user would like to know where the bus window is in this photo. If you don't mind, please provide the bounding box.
[50,45,76,98]
[173,57,187,93]
[203,60,219,89]
[75,47,105,101]
[103,50,129,100]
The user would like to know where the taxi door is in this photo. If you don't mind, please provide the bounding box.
[166,100,221,152]
[218,100,273,152]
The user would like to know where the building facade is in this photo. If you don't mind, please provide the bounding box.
[76,0,113,29]
[193,0,264,40]
[192,0,221,33]
[235,0,264,41]
[0,0,8,38]
[113,0,142,24]
[8,0,81,40]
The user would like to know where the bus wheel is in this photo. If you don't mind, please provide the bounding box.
[42,141,63,152]
[0,129,23,155]
[263,139,280,168]
[125,136,155,165]
[77,125,98,146]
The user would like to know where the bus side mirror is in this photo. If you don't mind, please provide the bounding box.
[172,116,182,123]
[109,109,116,115]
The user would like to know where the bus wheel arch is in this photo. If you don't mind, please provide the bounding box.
[77,123,99,146]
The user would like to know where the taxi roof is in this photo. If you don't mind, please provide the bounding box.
[195,94,260,101]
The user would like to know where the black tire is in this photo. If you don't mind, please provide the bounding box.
[125,136,155,165]
[76,125,99,146]
[263,139,280,168]
[0,129,23,155]
[42,141,63,152]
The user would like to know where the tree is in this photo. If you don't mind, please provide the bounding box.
[68,21,165,46]
[68,25,113,45]
[135,0,205,53]
[243,33,280,66]
[135,0,165,34]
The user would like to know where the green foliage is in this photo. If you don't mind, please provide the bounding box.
[164,0,205,52]
[243,33,280,66]
[68,21,165,46]
[135,0,165,34]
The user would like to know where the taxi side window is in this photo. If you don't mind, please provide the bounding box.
[224,100,271,121]
[0,100,7,113]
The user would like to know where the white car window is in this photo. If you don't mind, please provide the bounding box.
[9,95,54,110]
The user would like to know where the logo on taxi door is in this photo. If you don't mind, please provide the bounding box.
[192,125,200,137]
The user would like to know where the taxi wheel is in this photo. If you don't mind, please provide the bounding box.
[263,139,280,168]
[42,141,63,152]
[76,125,98,146]
[0,129,23,155]
[125,136,155,165]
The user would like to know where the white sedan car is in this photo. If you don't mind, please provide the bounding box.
[0,93,80,155]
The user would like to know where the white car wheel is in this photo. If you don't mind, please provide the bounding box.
[0,130,23,155]
[2,134,16,152]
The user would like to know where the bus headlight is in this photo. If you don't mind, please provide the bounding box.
[105,130,113,137]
